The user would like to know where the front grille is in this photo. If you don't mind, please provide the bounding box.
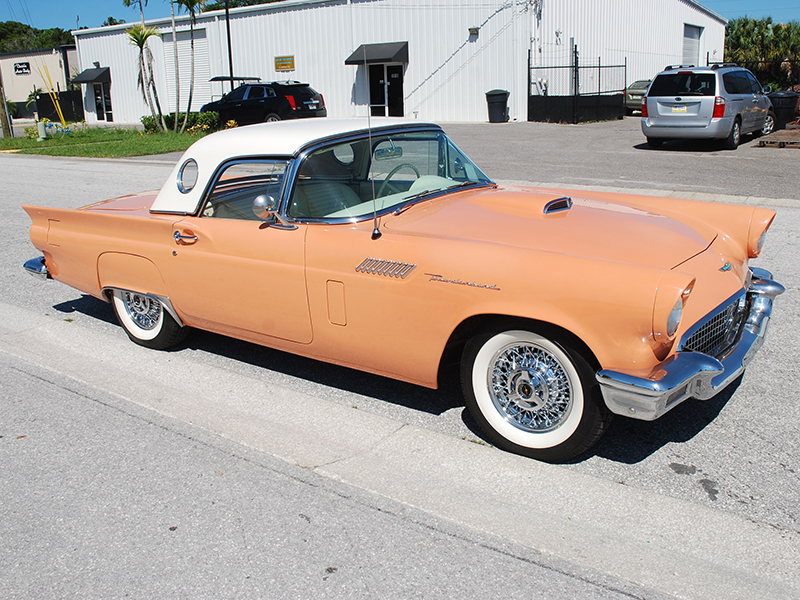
[681,295,747,358]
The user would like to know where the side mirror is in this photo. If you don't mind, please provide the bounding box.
[763,85,773,94]
[253,194,277,220]
[253,194,297,230]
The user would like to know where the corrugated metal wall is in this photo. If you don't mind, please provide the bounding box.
[73,0,725,124]
[533,0,726,94]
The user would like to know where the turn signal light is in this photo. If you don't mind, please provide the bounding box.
[712,96,725,119]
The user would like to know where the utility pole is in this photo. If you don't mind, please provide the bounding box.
[225,0,234,92]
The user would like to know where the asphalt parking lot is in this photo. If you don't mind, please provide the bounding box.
[2,117,799,599]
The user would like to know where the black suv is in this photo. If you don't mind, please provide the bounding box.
[200,81,327,125]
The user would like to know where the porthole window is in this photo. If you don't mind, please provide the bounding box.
[177,159,199,194]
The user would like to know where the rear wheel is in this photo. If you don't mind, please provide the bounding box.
[265,113,281,122]
[461,328,612,462]
[646,137,663,148]
[111,289,188,350]
[723,118,741,149]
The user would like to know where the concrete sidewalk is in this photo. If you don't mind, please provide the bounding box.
[2,300,798,600]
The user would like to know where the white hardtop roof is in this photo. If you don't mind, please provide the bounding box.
[151,118,440,214]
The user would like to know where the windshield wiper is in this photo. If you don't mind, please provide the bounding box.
[392,181,492,216]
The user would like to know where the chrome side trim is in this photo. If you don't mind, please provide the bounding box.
[355,257,416,279]
[23,256,51,281]
[596,268,784,421]
[101,287,185,328]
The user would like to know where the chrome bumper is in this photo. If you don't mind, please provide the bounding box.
[23,256,51,281]
[597,268,784,421]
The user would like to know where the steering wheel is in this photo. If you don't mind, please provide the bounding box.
[377,163,421,197]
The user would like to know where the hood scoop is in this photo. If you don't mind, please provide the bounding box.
[543,196,573,214]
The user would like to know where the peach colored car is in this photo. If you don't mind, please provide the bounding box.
[23,119,784,462]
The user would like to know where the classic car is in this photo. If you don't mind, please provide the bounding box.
[23,119,784,462]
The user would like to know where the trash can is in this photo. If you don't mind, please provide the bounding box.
[767,90,799,130]
[485,89,509,123]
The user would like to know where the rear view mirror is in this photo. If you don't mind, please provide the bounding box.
[375,139,403,161]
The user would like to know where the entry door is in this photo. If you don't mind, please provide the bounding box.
[387,65,404,117]
[369,64,386,116]
[93,83,113,122]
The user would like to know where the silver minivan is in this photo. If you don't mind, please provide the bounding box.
[641,64,774,149]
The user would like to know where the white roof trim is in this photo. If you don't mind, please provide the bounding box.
[150,118,436,214]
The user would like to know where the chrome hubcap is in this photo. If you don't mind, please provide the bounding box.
[123,292,161,331]
[489,344,572,433]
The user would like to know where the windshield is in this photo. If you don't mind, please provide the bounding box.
[288,131,493,221]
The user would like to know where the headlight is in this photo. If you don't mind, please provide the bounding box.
[667,298,683,338]
[747,208,775,258]
[653,271,695,344]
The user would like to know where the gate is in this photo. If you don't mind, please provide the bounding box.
[528,46,626,124]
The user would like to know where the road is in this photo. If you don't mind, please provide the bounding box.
[1,118,799,599]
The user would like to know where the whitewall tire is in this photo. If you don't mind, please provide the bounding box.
[111,289,187,350]
[462,328,611,462]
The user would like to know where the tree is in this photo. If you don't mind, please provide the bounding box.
[169,1,180,132]
[102,17,126,26]
[176,0,205,134]
[127,24,167,132]
[122,0,149,24]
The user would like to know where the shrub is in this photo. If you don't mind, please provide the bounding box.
[141,111,220,134]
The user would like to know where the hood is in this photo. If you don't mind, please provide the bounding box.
[382,187,716,270]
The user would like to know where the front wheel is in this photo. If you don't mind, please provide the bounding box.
[111,289,188,350]
[759,111,775,136]
[461,329,611,462]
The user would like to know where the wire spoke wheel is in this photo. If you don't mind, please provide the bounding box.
[462,328,611,462]
[111,289,188,350]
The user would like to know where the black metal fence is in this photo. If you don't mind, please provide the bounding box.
[35,91,84,123]
[528,47,626,124]
[708,56,800,91]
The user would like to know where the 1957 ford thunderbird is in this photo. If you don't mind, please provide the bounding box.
[23,119,784,462]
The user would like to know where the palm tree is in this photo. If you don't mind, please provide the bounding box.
[176,0,205,133]
[127,24,166,132]
[122,0,148,25]
[169,0,180,132]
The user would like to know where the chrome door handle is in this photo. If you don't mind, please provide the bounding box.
[174,230,198,243]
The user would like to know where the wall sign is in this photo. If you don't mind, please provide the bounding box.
[14,62,31,75]
[274,56,295,72]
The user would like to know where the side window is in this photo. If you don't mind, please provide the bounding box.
[224,86,247,102]
[723,73,738,94]
[203,160,289,221]
[744,72,762,94]
[266,87,277,98]
[247,86,265,100]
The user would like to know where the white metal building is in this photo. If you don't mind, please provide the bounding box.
[71,0,726,125]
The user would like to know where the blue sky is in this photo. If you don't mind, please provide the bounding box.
[1,0,799,31]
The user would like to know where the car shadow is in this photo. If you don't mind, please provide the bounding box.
[186,328,466,416]
[634,136,759,152]
[572,375,741,464]
[51,293,739,458]
[52,294,118,325]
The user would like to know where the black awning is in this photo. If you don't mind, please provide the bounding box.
[345,42,408,65]
[71,67,110,84]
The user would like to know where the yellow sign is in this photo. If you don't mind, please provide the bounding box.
[275,56,295,72]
